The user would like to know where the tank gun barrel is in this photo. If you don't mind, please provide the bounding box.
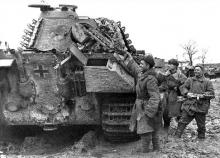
[28,4,53,11]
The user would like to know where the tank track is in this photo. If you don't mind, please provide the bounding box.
[78,17,137,56]
[101,94,138,142]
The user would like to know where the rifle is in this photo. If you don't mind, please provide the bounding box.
[187,92,214,100]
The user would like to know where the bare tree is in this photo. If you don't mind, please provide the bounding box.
[176,54,179,60]
[199,49,208,67]
[182,41,198,66]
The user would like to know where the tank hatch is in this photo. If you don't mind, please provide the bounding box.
[27,4,79,51]
[59,4,78,11]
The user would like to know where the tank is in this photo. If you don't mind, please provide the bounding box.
[0,4,152,141]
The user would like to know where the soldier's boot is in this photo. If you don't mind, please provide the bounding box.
[197,127,206,139]
[152,131,160,151]
[163,114,171,129]
[174,123,186,138]
[169,117,178,135]
[141,133,152,153]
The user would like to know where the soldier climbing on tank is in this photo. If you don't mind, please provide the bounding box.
[157,59,187,131]
[114,52,162,152]
[174,65,215,139]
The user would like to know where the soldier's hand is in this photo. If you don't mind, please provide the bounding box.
[124,51,132,58]
[164,70,171,76]
[117,49,127,56]
[113,53,123,61]
[174,87,177,91]
[137,112,145,121]
[198,94,205,99]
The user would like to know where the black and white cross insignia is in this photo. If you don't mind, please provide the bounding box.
[34,65,49,78]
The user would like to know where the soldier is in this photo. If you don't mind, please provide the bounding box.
[115,52,161,152]
[175,65,215,139]
[158,59,187,129]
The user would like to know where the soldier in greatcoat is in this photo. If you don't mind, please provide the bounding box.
[115,52,161,152]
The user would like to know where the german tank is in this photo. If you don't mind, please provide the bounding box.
[0,4,154,141]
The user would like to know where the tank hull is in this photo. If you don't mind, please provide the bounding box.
[0,4,146,141]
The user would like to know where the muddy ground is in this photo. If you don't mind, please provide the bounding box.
[0,79,220,158]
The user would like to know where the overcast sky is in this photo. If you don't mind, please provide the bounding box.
[0,0,219,63]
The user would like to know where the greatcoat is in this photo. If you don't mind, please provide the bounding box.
[126,59,161,134]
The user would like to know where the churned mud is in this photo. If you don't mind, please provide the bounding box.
[0,79,220,158]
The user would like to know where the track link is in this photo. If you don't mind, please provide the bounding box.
[101,94,138,142]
